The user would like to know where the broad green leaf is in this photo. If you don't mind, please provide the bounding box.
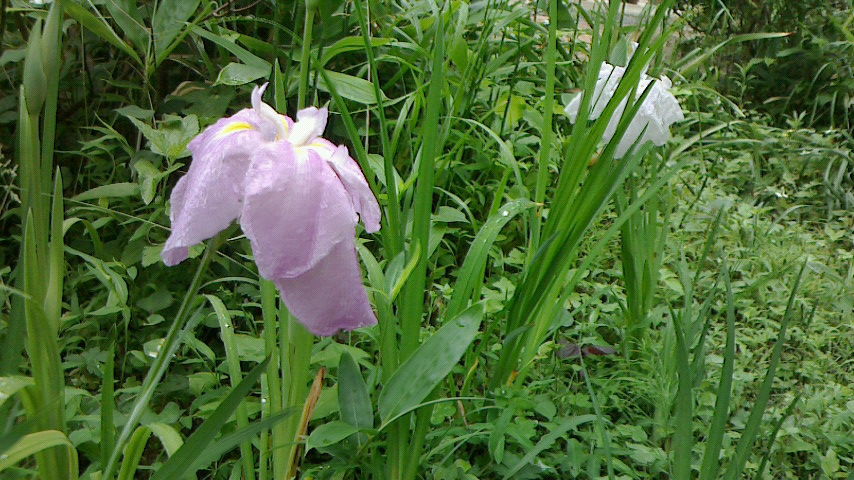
[434,206,468,224]
[133,159,162,205]
[378,304,483,424]
[215,62,271,86]
[305,421,361,452]
[338,352,373,447]
[316,70,388,105]
[73,183,139,202]
[127,115,199,160]
[233,334,265,363]
[152,0,200,64]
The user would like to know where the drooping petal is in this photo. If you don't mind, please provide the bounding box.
[240,142,357,279]
[288,106,328,146]
[275,239,377,336]
[325,145,381,233]
[162,112,264,266]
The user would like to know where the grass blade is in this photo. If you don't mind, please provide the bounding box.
[699,265,736,480]
[378,304,483,425]
[722,263,807,480]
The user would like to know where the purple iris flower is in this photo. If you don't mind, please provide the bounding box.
[161,83,380,336]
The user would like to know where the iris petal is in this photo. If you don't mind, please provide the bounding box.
[275,239,377,336]
[326,145,381,233]
[240,143,356,279]
[162,111,264,266]
[289,106,328,146]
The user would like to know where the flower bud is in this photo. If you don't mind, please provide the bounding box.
[22,21,47,113]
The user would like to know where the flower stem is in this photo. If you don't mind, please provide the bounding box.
[297,4,315,110]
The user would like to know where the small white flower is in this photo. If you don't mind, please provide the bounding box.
[565,62,685,158]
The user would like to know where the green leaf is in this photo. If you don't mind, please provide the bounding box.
[677,32,792,76]
[319,35,394,66]
[64,2,141,64]
[147,423,184,457]
[152,0,200,64]
[175,412,293,475]
[215,62,271,86]
[434,206,468,224]
[446,199,534,318]
[722,263,806,480]
[0,430,78,478]
[103,0,148,54]
[316,70,387,105]
[700,268,736,480]
[338,352,373,447]
[378,304,483,424]
[117,426,152,480]
[305,421,361,452]
[127,115,199,160]
[189,25,270,69]
[0,376,33,409]
[73,183,139,202]
[133,159,163,205]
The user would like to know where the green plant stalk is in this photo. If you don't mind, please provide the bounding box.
[209,296,255,480]
[260,279,283,480]
[672,315,693,480]
[22,212,66,480]
[699,266,736,480]
[618,179,665,356]
[14,6,68,476]
[392,14,446,480]
[101,232,226,480]
[529,0,558,261]
[297,5,315,111]
[280,313,314,478]
[264,64,289,480]
[352,0,403,255]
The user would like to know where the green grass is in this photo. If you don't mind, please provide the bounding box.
[0,1,851,479]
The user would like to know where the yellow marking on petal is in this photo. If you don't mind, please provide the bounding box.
[216,121,254,138]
